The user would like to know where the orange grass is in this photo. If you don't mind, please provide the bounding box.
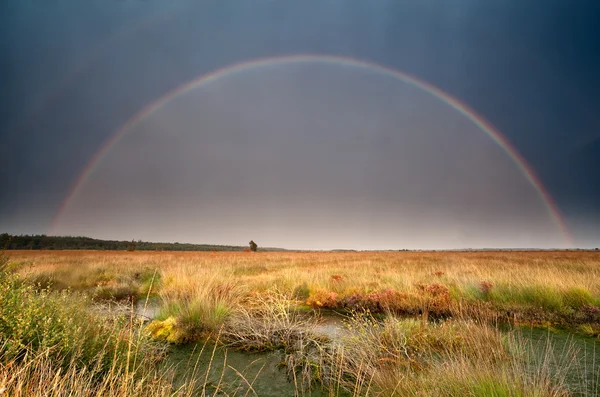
[7,250,600,331]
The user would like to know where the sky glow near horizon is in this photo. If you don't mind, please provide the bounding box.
[53,61,568,250]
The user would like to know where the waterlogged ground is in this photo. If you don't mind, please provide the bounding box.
[130,302,336,395]
[4,250,600,396]
[162,324,599,397]
[165,343,336,397]
[129,301,338,395]
[132,301,599,396]
[521,327,599,396]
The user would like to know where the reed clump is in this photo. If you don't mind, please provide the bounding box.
[308,312,574,396]
[221,291,323,352]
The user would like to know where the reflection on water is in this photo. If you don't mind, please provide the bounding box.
[311,313,348,340]
[134,298,161,320]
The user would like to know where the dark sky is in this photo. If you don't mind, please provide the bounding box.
[1,0,598,249]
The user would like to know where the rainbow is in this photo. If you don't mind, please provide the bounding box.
[51,54,573,245]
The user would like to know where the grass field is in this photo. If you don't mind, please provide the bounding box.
[1,250,599,396]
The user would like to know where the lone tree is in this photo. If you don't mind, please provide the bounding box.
[249,240,258,252]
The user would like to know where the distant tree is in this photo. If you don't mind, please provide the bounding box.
[0,234,10,249]
[249,240,258,252]
[127,240,136,252]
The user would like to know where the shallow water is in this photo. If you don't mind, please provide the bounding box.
[131,302,336,395]
[134,298,161,320]
[165,343,335,397]
[162,324,598,396]
[132,303,599,395]
[311,313,348,340]
[518,327,599,396]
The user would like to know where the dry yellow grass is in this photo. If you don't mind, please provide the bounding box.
[8,249,600,299]
[2,250,599,396]
[6,250,600,337]
[7,251,600,284]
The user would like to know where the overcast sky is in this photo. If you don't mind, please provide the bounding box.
[1,0,598,249]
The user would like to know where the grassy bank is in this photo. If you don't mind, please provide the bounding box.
[0,262,172,395]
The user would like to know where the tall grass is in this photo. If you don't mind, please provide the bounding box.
[147,276,243,343]
[0,273,163,371]
[10,250,598,311]
[309,312,575,396]
[0,264,268,396]
[2,250,599,395]
[0,350,177,397]
[6,250,600,338]
[222,291,323,352]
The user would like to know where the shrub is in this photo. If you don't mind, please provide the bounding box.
[330,274,344,282]
[249,240,258,252]
[573,304,600,324]
[362,289,419,314]
[416,282,453,316]
[145,317,189,344]
[307,290,338,309]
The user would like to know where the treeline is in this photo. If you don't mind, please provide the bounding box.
[0,234,281,252]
